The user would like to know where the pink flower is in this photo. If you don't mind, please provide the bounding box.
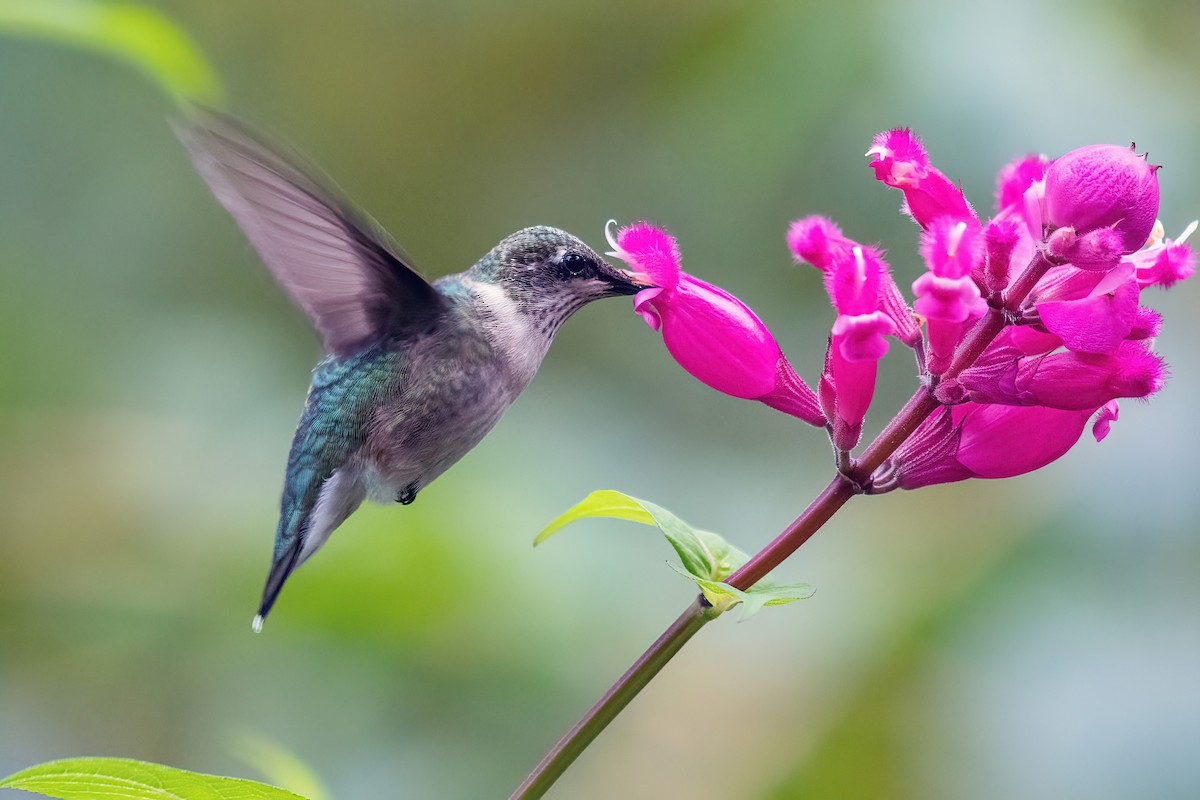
[608,221,825,426]
[872,402,1116,490]
[914,217,987,374]
[788,216,904,449]
[788,217,920,346]
[1124,220,1197,289]
[1044,144,1160,255]
[958,339,1165,410]
[866,129,976,228]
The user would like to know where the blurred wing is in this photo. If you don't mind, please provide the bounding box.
[175,108,442,356]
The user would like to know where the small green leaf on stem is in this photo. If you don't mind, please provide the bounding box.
[669,564,815,619]
[538,490,813,617]
[0,757,311,800]
[0,0,223,104]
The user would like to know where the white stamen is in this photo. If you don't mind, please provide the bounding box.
[947,220,967,258]
[1177,219,1198,244]
[852,246,867,290]
[604,219,621,255]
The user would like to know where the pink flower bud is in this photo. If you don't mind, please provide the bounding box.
[1049,227,1125,272]
[960,340,1166,410]
[1044,144,1160,255]
[955,404,1098,479]
[873,402,1113,490]
[995,154,1050,212]
[983,217,1021,292]
[867,129,975,229]
[610,221,825,426]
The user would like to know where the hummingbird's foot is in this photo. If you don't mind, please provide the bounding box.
[396,485,418,505]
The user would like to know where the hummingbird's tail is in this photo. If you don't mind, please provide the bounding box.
[254,537,304,632]
[253,467,366,631]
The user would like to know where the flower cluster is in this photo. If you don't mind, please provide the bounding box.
[609,129,1192,491]
[862,132,1191,490]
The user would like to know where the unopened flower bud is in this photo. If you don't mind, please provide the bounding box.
[1044,144,1160,254]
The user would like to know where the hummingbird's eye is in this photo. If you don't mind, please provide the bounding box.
[560,252,592,276]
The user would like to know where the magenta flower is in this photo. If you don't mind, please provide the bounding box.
[1126,220,1197,289]
[874,402,1114,490]
[788,216,908,449]
[958,339,1166,410]
[913,217,987,374]
[607,221,825,426]
[1044,144,1160,255]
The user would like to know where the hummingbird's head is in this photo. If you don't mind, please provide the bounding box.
[479,226,653,328]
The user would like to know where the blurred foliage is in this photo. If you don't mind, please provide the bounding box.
[1,1,1198,799]
[0,0,221,103]
[231,732,329,800]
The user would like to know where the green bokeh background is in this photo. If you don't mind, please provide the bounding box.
[2,1,1198,798]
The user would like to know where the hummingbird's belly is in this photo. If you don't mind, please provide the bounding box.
[357,358,522,503]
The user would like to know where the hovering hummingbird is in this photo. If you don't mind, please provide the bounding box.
[176,110,649,629]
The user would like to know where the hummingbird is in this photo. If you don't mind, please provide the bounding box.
[175,110,649,629]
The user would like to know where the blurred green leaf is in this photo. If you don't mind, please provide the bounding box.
[538,490,813,617]
[0,0,222,103]
[230,731,330,800]
[0,757,311,800]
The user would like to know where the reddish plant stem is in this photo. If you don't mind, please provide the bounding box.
[511,249,1054,800]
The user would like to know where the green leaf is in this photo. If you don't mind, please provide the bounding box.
[670,564,815,619]
[0,757,311,800]
[538,490,814,618]
[534,489,655,544]
[536,489,743,581]
[0,0,223,103]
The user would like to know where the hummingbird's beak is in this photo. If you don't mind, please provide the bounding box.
[602,263,656,296]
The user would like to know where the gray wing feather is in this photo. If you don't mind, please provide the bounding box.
[174,107,442,355]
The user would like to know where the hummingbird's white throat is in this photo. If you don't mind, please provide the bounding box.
[461,277,552,387]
